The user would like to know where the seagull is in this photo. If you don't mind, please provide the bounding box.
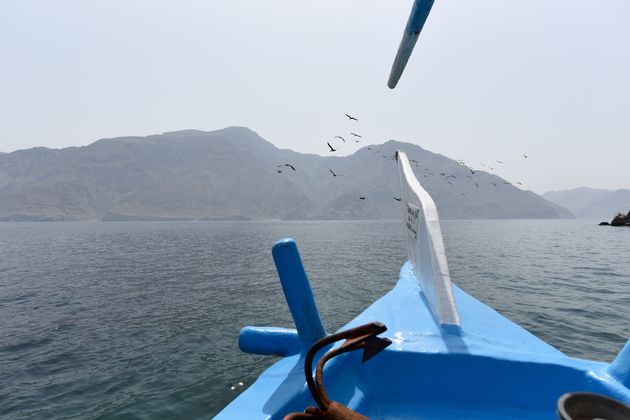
[359,196,366,200]
[277,169,283,174]
[523,154,528,158]
[334,136,346,143]
[470,169,476,175]
[492,182,497,187]
[327,142,336,152]
[329,169,339,177]
[350,132,362,138]
[393,196,402,201]
[345,113,358,121]
[475,183,479,188]
[496,160,504,164]
[284,164,296,171]
[517,181,523,185]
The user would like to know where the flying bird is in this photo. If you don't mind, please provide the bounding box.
[492,182,497,187]
[523,154,528,158]
[284,164,296,171]
[393,196,402,201]
[329,169,339,177]
[359,196,366,200]
[475,183,479,188]
[345,113,358,121]
[496,160,504,164]
[327,142,336,152]
[350,132,362,138]
[334,136,346,142]
[517,181,523,185]
[277,169,283,174]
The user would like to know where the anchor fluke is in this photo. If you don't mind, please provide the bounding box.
[361,335,392,363]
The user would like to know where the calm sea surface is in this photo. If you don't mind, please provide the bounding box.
[1,220,629,419]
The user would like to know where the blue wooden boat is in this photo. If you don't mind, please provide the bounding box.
[216,151,630,419]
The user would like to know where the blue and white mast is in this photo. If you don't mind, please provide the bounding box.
[388,0,436,89]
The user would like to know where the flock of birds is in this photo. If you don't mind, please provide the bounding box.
[276,113,362,177]
[275,113,530,202]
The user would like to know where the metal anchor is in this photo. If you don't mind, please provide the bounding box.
[284,322,392,419]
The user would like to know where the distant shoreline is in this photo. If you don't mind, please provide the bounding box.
[0,216,584,223]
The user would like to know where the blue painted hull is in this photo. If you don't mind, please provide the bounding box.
[216,262,630,418]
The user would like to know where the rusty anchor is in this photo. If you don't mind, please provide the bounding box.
[284,322,392,419]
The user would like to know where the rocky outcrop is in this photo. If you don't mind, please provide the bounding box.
[605,211,630,226]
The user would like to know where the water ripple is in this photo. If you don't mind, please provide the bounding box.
[0,219,628,418]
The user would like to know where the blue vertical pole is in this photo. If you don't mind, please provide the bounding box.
[272,238,326,346]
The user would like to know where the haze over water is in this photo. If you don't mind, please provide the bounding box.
[1,220,628,418]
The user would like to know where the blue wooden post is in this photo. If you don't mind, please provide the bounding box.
[272,238,326,345]
[238,326,301,356]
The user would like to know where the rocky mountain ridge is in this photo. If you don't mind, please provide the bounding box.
[0,127,572,221]
[543,187,630,219]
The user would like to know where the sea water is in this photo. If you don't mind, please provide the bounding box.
[0,220,628,418]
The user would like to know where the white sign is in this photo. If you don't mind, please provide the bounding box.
[405,203,419,240]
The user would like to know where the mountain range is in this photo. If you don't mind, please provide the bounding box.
[543,187,630,219]
[0,127,572,221]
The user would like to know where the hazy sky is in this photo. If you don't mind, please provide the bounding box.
[1,0,628,193]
